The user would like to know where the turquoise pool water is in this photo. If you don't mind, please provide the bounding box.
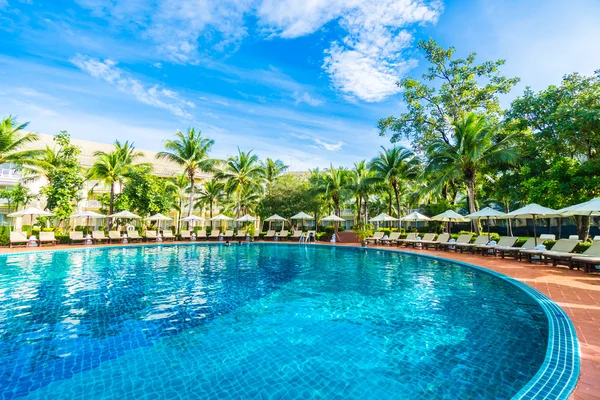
[0,244,549,399]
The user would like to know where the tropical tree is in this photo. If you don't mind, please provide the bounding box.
[369,146,420,221]
[0,183,36,212]
[311,164,350,217]
[166,173,189,232]
[425,112,518,232]
[348,160,375,225]
[157,128,215,218]
[214,149,265,218]
[0,116,43,167]
[196,180,224,220]
[262,158,289,185]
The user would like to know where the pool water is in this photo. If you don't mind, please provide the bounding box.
[0,244,548,399]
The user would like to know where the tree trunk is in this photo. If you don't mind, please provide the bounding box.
[356,196,361,226]
[393,184,401,221]
[466,178,480,234]
[108,183,115,229]
[187,174,195,229]
[577,215,591,240]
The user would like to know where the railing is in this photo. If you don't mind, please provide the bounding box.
[0,169,20,180]
[85,200,102,208]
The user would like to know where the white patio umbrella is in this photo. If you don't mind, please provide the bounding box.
[466,207,506,240]
[290,211,314,229]
[210,214,234,229]
[180,214,205,230]
[502,203,557,245]
[369,213,398,229]
[265,214,287,230]
[108,210,141,219]
[70,210,106,232]
[147,213,173,232]
[321,214,345,233]
[236,214,257,222]
[400,211,431,231]
[8,207,53,237]
[432,210,469,233]
[558,197,600,239]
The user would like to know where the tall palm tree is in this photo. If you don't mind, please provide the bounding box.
[349,160,375,225]
[314,164,350,217]
[0,116,43,167]
[262,158,289,185]
[197,180,224,220]
[369,146,420,221]
[425,112,518,232]
[166,173,189,232]
[214,149,265,218]
[157,128,215,218]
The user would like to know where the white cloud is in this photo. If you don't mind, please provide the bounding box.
[293,91,323,106]
[289,133,344,152]
[70,54,195,119]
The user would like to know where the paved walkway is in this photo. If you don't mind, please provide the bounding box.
[1,241,599,399]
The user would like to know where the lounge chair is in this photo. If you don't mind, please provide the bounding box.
[235,230,247,240]
[454,235,489,253]
[495,238,537,259]
[276,230,289,241]
[570,244,600,272]
[419,233,451,250]
[196,229,207,240]
[380,232,401,246]
[208,229,221,241]
[163,230,175,241]
[38,231,57,247]
[396,232,418,246]
[222,230,234,240]
[290,230,304,240]
[408,233,436,248]
[366,231,384,244]
[542,240,592,266]
[306,230,316,242]
[519,239,578,263]
[439,234,473,251]
[69,231,87,245]
[9,231,30,248]
[593,236,600,242]
[475,236,517,256]
[264,230,276,240]
[180,230,192,241]
[146,230,159,242]
[127,230,143,242]
[108,231,122,243]
[92,230,109,244]
[568,235,580,240]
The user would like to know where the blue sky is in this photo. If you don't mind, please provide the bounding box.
[1,0,599,170]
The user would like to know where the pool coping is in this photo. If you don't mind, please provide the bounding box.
[0,241,580,399]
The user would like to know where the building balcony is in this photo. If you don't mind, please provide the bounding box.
[85,200,103,209]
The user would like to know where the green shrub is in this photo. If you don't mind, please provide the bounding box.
[56,234,70,244]
[316,232,328,241]
[514,238,528,247]
[0,226,9,246]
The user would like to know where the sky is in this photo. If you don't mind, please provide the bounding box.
[1,0,600,171]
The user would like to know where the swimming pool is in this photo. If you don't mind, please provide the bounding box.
[0,244,576,399]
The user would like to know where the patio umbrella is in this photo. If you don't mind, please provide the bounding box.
[432,210,469,233]
[108,210,141,219]
[400,211,431,231]
[465,207,506,241]
[265,214,287,230]
[236,214,257,222]
[180,215,205,229]
[321,214,345,233]
[70,211,106,233]
[210,214,233,229]
[8,207,54,235]
[559,197,600,217]
[147,213,173,232]
[502,203,557,245]
[290,211,314,229]
[369,213,398,229]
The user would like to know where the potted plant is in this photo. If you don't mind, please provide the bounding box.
[246,223,256,242]
[355,223,373,247]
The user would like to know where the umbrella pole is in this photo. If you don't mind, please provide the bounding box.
[487,216,490,241]
[533,215,538,246]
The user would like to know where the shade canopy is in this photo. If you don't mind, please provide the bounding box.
[466,207,506,219]
[236,214,257,222]
[290,212,314,220]
[180,215,205,222]
[431,210,469,222]
[558,197,600,217]
[210,214,234,221]
[147,213,173,221]
[503,203,557,219]
[108,210,141,219]
[321,214,345,222]
[400,212,431,221]
[369,213,398,222]
[264,214,287,221]
[70,211,106,219]
[8,207,53,217]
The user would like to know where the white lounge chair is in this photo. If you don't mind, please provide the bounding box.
[396,232,418,246]
[145,230,159,242]
[180,230,192,241]
[519,239,578,263]
[127,230,143,242]
[10,231,30,248]
[454,235,489,253]
[380,232,401,246]
[439,234,473,251]
[208,229,220,241]
[264,230,276,240]
[108,231,122,243]
[475,236,517,256]
[69,231,87,245]
[366,231,384,244]
[162,230,175,241]
[419,233,451,250]
[38,231,57,247]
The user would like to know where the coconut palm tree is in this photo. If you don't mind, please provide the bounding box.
[349,160,375,225]
[425,112,518,232]
[0,116,43,168]
[214,149,265,218]
[196,180,224,220]
[369,146,420,221]
[157,128,215,218]
[262,158,289,185]
[312,164,350,217]
[166,173,189,232]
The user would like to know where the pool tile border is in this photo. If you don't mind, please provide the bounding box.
[0,242,580,399]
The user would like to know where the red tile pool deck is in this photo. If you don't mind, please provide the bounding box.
[1,241,599,399]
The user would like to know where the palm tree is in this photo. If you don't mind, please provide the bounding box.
[262,158,289,185]
[87,151,123,226]
[369,146,420,221]
[157,128,215,218]
[197,180,224,220]
[166,173,189,232]
[425,112,518,232]
[0,116,43,167]
[214,149,265,218]
[314,164,350,217]
[349,160,375,225]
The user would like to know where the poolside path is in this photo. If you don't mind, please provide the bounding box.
[1,241,599,399]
